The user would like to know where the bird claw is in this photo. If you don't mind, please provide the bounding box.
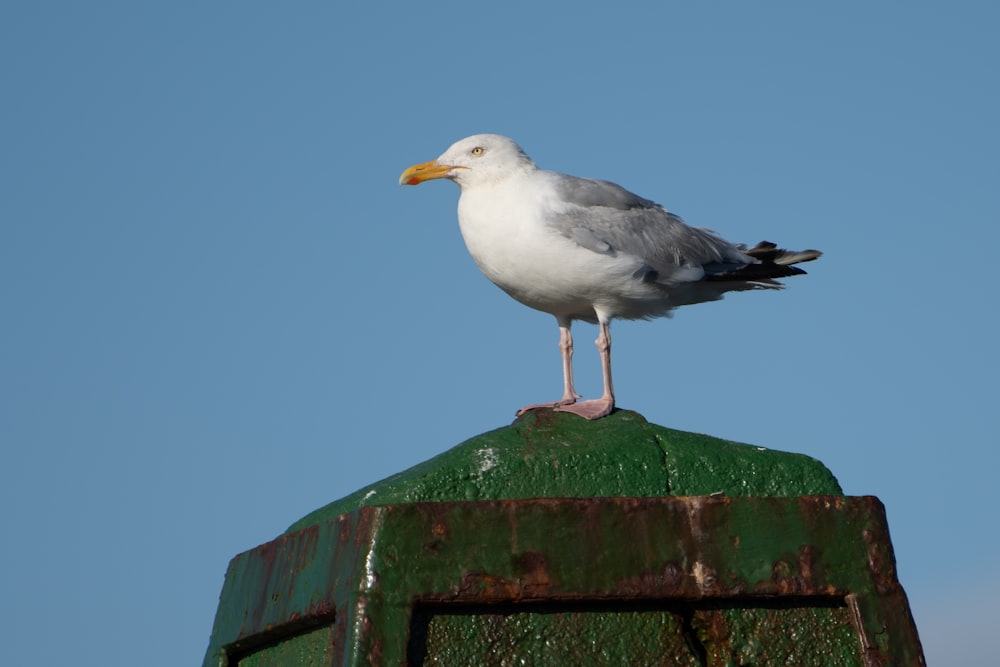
[516,397,614,420]
[515,397,579,417]
[554,398,615,420]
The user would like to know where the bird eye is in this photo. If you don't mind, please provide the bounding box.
[471,146,485,156]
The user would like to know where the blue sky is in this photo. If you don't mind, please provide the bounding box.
[2,2,997,664]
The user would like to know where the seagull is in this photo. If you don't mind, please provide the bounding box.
[399,134,821,420]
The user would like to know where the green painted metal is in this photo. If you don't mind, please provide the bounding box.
[205,497,922,666]
[414,607,703,665]
[238,626,334,667]
[288,410,841,533]
[204,410,924,666]
[416,604,864,666]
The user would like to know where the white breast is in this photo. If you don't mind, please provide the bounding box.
[456,174,653,320]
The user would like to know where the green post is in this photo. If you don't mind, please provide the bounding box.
[203,410,924,666]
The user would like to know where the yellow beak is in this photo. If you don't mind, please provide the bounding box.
[399,160,458,185]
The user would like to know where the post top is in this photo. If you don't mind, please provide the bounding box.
[287,409,841,534]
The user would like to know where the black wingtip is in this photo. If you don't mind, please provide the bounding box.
[706,241,821,282]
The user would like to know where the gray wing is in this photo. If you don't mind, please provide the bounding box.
[546,172,752,283]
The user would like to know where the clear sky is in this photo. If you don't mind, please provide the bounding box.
[2,2,997,665]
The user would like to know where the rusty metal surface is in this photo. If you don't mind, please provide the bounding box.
[412,604,702,666]
[236,625,335,667]
[203,496,924,666]
[287,410,844,534]
[412,601,863,667]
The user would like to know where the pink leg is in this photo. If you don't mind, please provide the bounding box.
[516,321,581,416]
[555,319,615,420]
[557,324,582,404]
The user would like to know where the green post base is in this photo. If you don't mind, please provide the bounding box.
[203,410,925,666]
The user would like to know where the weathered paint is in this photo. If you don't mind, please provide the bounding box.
[414,606,704,665]
[288,410,841,533]
[415,603,864,666]
[238,625,334,667]
[205,497,923,666]
[203,410,923,666]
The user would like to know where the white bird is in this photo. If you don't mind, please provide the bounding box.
[400,134,820,420]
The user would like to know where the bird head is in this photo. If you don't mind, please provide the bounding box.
[399,134,535,188]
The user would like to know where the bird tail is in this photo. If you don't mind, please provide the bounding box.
[706,241,823,283]
[743,240,822,266]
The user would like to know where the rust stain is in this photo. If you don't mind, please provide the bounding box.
[764,545,831,596]
[210,497,924,666]
[452,552,551,601]
[243,533,283,637]
[456,552,554,602]
[616,562,686,596]
[458,572,521,599]
[863,525,899,595]
[364,616,383,666]
[513,551,552,593]
[337,513,353,548]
